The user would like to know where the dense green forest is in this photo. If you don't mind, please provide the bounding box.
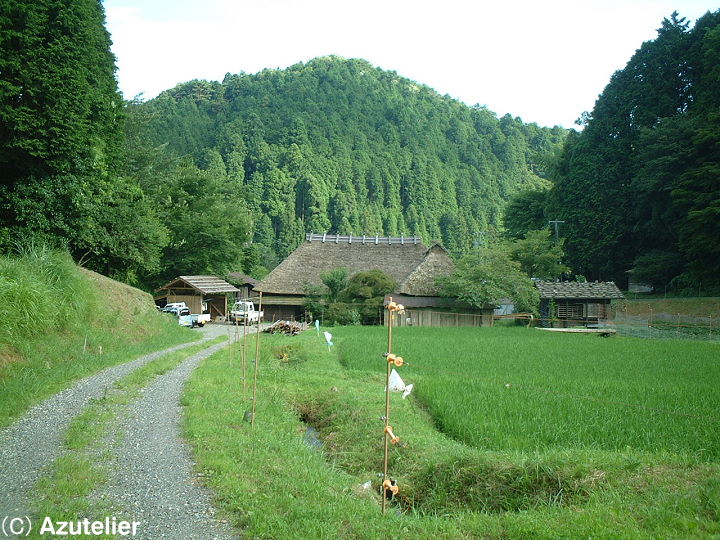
[2,2,718,294]
[134,57,565,282]
[506,11,720,292]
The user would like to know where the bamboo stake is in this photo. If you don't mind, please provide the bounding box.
[382,300,393,515]
[242,312,248,400]
[251,292,263,428]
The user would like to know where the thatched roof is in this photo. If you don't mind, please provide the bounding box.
[535,281,624,300]
[158,275,239,295]
[226,272,260,287]
[255,235,453,297]
[397,244,455,296]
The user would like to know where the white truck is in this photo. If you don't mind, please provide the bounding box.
[230,300,263,324]
[178,312,211,328]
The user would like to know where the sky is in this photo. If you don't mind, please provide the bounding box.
[102,0,718,129]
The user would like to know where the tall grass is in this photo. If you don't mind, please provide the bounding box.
[0,247,198,427]
[0,246,95,345]
[334,326,720,461]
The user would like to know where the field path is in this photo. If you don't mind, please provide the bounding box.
[0,324,251,538]
[95,337,239,539]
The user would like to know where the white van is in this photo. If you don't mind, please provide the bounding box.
[161,302,188,314]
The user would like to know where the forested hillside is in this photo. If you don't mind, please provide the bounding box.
[506,10,720,292]
[135,57,565,279]
[5,2,716,296]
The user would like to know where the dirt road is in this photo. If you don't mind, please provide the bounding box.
[0,323,255,539]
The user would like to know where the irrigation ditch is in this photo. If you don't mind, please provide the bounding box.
[181,311,719,537]
[271,303,615,519]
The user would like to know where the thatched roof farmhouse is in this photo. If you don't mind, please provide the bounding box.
[254,233,456,321]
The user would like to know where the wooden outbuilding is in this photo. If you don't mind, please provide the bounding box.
[254,233,465,323]
[226,272,260,300]
[535,281,624,327]
[156,275,239,319]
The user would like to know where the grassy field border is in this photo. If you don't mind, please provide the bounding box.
[183,329,720,538]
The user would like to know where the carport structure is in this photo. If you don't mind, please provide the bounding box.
[157,276,239,319]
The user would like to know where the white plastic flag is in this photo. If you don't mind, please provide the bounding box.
[324,331,333,351]
[315,319,320,335]
[387,369,414,398]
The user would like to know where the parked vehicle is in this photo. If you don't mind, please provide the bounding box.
[161,302,188,314]
[229,300,263,324]
[178,311,211,328]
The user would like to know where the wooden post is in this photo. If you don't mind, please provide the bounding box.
[649,308,653,328]
[251,292,263,427]
[382,299,393,515]
[242,313,248,400]
[676,313,680,335]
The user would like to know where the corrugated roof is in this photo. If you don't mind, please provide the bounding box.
[159,275,239,294]
[255,237,453,296]
[535,281,624,299]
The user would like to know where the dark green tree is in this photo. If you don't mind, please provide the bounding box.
[438,244,540,314]
[340,270,396,324]
[0,0,166,281]
[544,11,720,288]
[503,188,550,240]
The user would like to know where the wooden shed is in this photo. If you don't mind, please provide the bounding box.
[535,281,624,327]
[156,275,239,319]
[254,233,458,323]
[226,272,260,300]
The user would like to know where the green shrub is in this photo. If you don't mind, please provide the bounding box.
[325,303,361,326]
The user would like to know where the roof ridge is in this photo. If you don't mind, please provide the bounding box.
[305,233,422,245]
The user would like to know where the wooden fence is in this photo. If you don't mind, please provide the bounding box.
[385,309,491,327]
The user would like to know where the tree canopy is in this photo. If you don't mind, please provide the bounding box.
[0,0,166,283]
[438,244,540,314]
[509,10,720,292]
[135,57,566,266]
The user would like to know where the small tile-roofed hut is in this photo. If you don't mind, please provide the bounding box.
[157,275,239,319]
[254,233,458,322]
[535,281,624,327]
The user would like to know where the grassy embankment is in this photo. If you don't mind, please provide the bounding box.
[184,326,719,538]
[0,247,199,428]
[624,296,720,318]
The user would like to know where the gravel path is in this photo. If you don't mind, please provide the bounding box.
[0,338,209,520]
[98,338,240,539]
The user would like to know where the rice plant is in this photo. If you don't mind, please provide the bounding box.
[334,326,720,461]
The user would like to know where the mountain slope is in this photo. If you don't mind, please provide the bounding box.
[136,56,565,266]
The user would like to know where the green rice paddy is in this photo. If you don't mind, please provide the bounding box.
[334,326,720,461]
[184,325,720,538]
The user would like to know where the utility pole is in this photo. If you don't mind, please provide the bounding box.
[548,220,566,282]
[548,220,565,246]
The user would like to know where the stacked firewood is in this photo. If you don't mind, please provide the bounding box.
[264,320,304,335]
